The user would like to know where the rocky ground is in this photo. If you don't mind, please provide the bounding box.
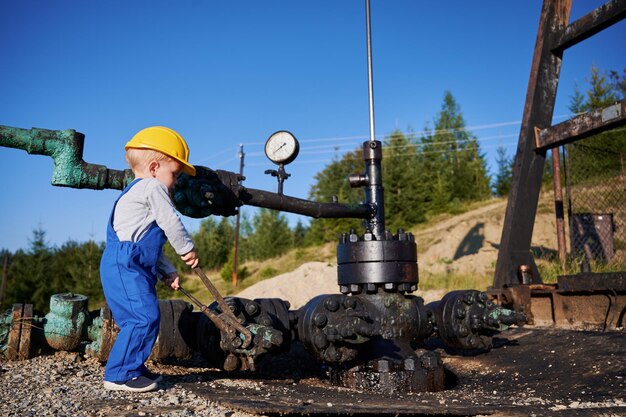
[0,350,257,417]
[1,327,624,417]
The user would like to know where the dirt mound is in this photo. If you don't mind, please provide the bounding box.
[414,198,558,276]
[237,261,446,309]
[236,197,558,306]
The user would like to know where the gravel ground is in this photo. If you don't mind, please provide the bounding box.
[0,351,256,417]
[2,328,625,417]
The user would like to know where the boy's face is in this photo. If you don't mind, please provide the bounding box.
[152,159,183,190]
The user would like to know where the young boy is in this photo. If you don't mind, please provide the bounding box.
[100,126,200,392]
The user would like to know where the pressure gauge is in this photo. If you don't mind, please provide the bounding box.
[264,131,299,165]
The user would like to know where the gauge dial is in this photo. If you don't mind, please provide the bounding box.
[264,131,299,165]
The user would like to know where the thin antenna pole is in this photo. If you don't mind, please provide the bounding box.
[232,144,244,288]
[366,0,376,143]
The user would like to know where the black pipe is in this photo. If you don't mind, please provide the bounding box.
[239,187,374,219]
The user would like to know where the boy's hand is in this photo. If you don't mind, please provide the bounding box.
[181,250,199,269]
[164,273,180,290]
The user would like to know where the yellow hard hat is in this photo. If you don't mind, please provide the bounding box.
[125,126,196,176]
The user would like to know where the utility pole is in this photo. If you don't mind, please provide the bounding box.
[232,144,244,288]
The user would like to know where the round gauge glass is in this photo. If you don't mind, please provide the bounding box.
[264,131,300,165]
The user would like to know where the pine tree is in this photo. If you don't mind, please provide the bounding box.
[420,91,491,213]
[191,217,234,270]
[247,209,292,260]
[493,146,513,197]
[307,148,364,243]
[382,130,427,231]
[567,65,626,178]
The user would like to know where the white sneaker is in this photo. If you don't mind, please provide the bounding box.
[103,376,158,392]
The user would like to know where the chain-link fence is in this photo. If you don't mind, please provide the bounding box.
[564,135,626,266]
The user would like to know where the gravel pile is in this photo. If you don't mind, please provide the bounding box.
[0,351,256,417]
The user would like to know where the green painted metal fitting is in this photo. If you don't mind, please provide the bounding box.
[0,309,12,356]
[43,293,90,351]
[0,125,134,190]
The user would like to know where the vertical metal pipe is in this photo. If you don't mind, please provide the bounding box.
[232,145,244,288]
[363,0,384,236]
[563,145,574,261]
[365,0,376,143]
[551,148,567,267]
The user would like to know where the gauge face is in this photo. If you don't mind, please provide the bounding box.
[265,131,299,165]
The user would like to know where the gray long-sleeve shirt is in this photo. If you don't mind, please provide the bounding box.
[113,178,194,278]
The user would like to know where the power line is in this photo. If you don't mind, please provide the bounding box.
[200,113,578,167]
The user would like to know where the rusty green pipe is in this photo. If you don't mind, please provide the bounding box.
[0,125,134,190]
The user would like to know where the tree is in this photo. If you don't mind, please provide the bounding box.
[382,130,427,231]
[247,209,292,260]
[420,92,491,213]
[493,146,513,197]
[192,217,234,270]
[306,148,364,244]
[6,227,54,312]
[291,220,308,248]
[55,239,105,304]
[567,65,626,178]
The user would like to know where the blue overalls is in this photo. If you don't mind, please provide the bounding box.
[100,179,167,383]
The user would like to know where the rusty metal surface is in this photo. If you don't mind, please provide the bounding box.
[554,0,626,51]
[558,272,626,291]
[489,278,626,330]
[170,328,625,416]
[493,0,572,289]
[535,99,626,150]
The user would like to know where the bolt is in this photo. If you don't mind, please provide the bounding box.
[340,233,348,244]
[366,283,377,293]
[344,297,357,309]
[404,357,416,371]
[384,283,396,291]
[350,284,362,294]
[468,335,478,348]
[313,313,328,328]
[259,315,272,327]
[339,285,350,294]
[356,323,373,337]
[223,354,239,371]
[245,302,259,316]
[314,333,329,349]
[420,352,439,370]
[363,231,373,241]
[457,324,469,337]
[375,359,390,372]
[456,306,466,319]
[349,233,359,243]
[231,337,243,348]
[478,292,488,303]
[463,292,476,305]
[324,298,340,312]
[324,346,342,362]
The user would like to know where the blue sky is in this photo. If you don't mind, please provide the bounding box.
[1,1,624,252]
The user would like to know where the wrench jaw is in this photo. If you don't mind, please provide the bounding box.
[194,297,292,371]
